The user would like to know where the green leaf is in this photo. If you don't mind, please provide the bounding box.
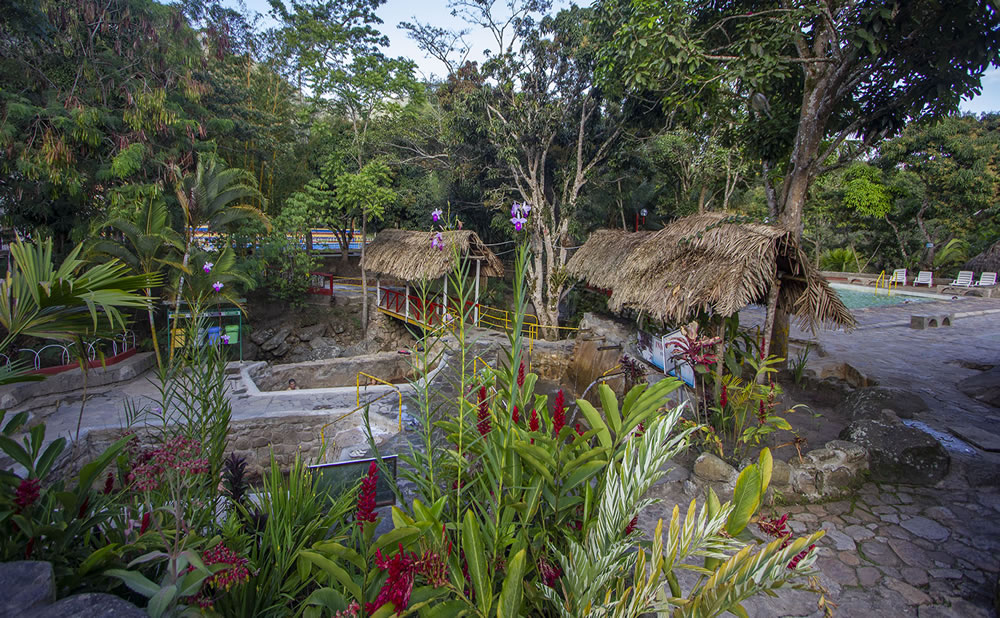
[35,438,65,479]
[105,569,160,598]
[768,416,793,431]
[305,587,348,611]
[577,399,612,450]
[462,510,490,614]
[561,460,607,494]
[147,584,176,618]
[373,526,420,554]
[497,548,526,617]
[312,541,365,571]
[757,448,773,493]
[726,466,762,536]
[77,544,121,576]
[621,383,648,417]
[598,384,621,436]
[298,551,363,602]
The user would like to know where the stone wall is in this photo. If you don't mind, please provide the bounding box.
[60,410,374,481]
[248,351,429,391]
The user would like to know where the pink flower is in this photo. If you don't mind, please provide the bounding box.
[127,436,211,492]
[221,334,230,345]
[367,544,417,614]
[431,232,444,251]
[538,557,561,588]
[758,514,791,548]
[552,390,566,436]
[477,386,491,436]
[212,281,223,292]
[356,461,379,526]
[203,262,214,273]
[510,202,530,231]
[184,543,251,609]
[14,478,40,512]
[431,208,443,222]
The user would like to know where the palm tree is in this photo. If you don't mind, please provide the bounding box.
[0,237,159,436]
[173,154,270,311]
[89,197,185,368]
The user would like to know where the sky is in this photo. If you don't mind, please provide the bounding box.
[233,0,999,112]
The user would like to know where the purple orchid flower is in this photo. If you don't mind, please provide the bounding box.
[203,262,214,274]
[212,281,224,292]
[431,232,444,251]
[221,334,230,345]
[431,208,443,222]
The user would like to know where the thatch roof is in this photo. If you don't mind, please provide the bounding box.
[566,213,855,330]
[361,229,504,281]
[965,239,1000,274]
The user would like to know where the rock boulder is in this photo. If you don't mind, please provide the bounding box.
[835,386,928,421]
[839,418,949,485]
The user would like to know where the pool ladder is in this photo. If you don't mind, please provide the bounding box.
[874,271,898,296]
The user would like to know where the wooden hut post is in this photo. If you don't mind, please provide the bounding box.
[758,274,782,383]
[474,259,481,325]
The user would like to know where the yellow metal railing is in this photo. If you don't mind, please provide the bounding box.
[356,372,403,431]
[318,389,399,460]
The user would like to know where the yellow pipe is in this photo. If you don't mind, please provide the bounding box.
[356,372,403,431]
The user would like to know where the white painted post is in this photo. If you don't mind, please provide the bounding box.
[376,278,381,308]
[442,276,448,317]
[474,260,481,325]
[405,282,410,320]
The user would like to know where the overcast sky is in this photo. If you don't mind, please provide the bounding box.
[234,0,999,113]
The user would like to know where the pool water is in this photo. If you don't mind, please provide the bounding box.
[834,287,930,310]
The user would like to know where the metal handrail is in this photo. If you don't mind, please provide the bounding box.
[356,372,403,431]
[318,389,399,461]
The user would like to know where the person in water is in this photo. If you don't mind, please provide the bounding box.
[288,379,298,390]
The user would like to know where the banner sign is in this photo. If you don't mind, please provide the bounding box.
[636,329,695,387]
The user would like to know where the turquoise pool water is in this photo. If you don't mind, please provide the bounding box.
[833,287,931,309]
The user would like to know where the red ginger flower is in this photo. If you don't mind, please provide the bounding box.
[185,543,251,609]
[512,405,519,424]
[624,516,639,535]
[538,557,562,588]
[574,422,585,436]
[367,543,417,614]
[477,386,492,436]
[139,511,151,535]
[128,435,209,492]
[356,461,379,526]
[14,478,40,512]
[787,544,816,570]
[553,390,566,436]
[758,399,767,424]
[517,361,525,387]
[758,514,792,548]
[720,383,728,408]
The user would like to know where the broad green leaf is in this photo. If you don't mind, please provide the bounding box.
[497,549,526,618]
[577,399,612,450]
[373,526,420,554]
[147,584,176,618]
[621,383,648,417]
[462,510,490,614]
[598,384,621,436]
[726,466,762,536]
[562,460,607,494]
[299,551,363,601]
[105,568,160,598]
[312,541,365,571]
[77,544,121,576]
[757,448,773,492]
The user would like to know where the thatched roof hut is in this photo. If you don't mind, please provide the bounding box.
[965,239,1000,274]
[566,213,855,330]
[361,229,504,281]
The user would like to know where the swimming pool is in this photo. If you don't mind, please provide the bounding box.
[830,283,934,309]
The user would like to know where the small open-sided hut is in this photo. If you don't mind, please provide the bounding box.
[567,213,854,332]
[361,230,504,327]
[964,239,1000,275]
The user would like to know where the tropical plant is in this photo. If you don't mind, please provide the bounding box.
[819,247,862,273]
[172,153,269,310]
[88,196,186,367]
[933,238,971,274]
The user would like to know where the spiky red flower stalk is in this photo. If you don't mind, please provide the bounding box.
[367,543,417,614]
[512,405,519,424]
[139,512,151,534]
[476,386,491,435]
[356,461,379,526]
[720,383,728,408]
[552,390,566,436]
[538,557,562,588]
[517,361,525,387]
[758,399,767,424]
[14,478,40,512]
[528,408,539,444]
[758,514,792,548]
[574,423,585,436]
[624,516,639,535]
[787,544,816,569]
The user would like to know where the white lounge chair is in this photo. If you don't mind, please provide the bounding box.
[913,271,933,286]
[888,268,907,286]
[976,272,997,287]
[950,271,975,287]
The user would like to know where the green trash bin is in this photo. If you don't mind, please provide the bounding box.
[224,324,240,343]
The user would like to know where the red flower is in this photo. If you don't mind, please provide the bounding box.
[14,478,40,512]
[758,514,792,548]
[538,557,562,588]
[103,471,114,495]
[184,543,251,609]
[553,390,566,436]
[517,361,525,387]
[624,516,639,535]
[574,423,585,436]
[720,384,728,408]
[632,422,645,439]
[367,544,417,614]
[127,436,209,492]
[512,405,520,424]
[356,461,379,526]
[787,544,816,570]
[528,408,539,444]
[758,399,767,424]
[140,511,151,534]
[477,386,492,436]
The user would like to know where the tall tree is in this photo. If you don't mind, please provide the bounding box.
[599,0,1000,354]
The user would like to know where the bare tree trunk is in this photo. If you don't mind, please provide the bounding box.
[884,214,909,263]
[697,185,708,214]
[360,213,368,339]
[759,275,782,382]
[762,161,778,219]
[915,197,934,267]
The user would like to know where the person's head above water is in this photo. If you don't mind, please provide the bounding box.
[288,378,297,389]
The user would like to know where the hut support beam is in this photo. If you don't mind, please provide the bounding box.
[405,283,410,320]
[376,278,380,308]
[759,276,782,383]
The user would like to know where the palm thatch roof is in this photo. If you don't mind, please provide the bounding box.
[566,213,855,330]
[965,239,1000,274]
[361,229,504,281]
